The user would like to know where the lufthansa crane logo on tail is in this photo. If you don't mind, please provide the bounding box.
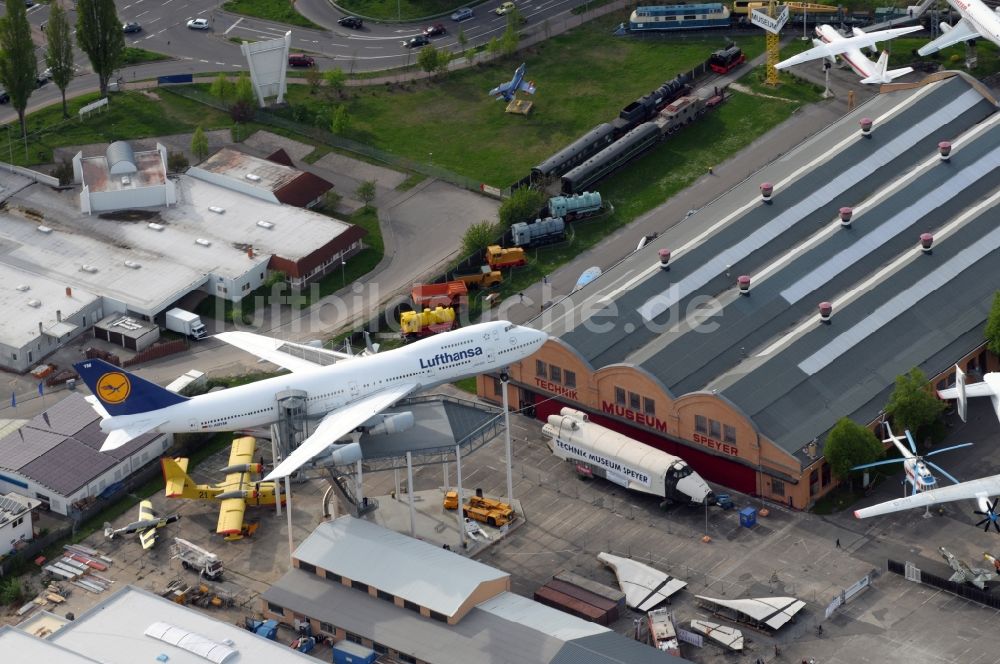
[96,372,131,405]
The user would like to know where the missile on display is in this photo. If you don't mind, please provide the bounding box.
[542,408,715,505]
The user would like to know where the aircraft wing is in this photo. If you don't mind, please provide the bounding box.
[917,18,981,55]
[777,26,922,69]
[489,81,513,98]
[264,382,419,480]
[855,475,1000,518]
[138,500,157,549]
[228,435,257,467]
[217,495,248,536]
[215,331,356,372]
[519,79,536,95]
[938,382,996,399]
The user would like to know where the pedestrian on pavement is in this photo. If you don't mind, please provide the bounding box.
[519,292,524,303]
[836,538,841,548]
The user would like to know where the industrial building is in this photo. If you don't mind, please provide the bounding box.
[0,265,102,373]
[189,147,334,208]
[261,516,684,663]
[92,313,160,352]
[73,141,175,214]
[0,585,320,663]
[0,393,167,515]
[479,73,1000,509]
[0,492,40,556]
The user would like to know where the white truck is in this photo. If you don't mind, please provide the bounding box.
[542,408,715,506]
[165,308,207,340]
[172,537,223,580]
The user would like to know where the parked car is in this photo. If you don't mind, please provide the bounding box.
[423,23,446,36]
[494,1,516,15]
[0,90,8,104]
[35,75,48,88]
[450,6,474,20]
[402,35,430,48]
[338,16,363,29]
[187,18,210,29]
[123,21,142,33]
[288,54,315,67]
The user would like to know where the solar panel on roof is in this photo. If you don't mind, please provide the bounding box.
[782,149,1000,304]
[799,220,1000,375]
[635,88,984,324]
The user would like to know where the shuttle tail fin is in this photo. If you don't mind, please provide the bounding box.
[74,359,188,417]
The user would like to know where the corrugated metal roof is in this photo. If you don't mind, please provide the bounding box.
[106,141,137,174]
[475,591,608,641]
[263,568,687,664]
[293,517,508,618]
[0,393,162,495]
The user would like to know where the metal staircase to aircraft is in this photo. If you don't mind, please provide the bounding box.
[326,471,379,517]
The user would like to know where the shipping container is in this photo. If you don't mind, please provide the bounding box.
[554,570,626,610]
[533,586,611,625]
[332,640,377,664]
[546,579,620,622]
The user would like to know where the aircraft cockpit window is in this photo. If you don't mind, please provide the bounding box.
[504,324,514,332]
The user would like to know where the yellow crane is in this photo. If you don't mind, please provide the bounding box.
[766,0,780,85]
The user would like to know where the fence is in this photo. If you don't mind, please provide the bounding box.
[888,558,1000,609]
[122,339,189,368]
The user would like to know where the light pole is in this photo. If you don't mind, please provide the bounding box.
[341,259,347,287]
[500,371,513,505]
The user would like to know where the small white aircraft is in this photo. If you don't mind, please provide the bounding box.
[917,0,1000,56]
[775,24,922,84]
[937,364,1000,426]
[75,321,547,481]
[851,423,970,496]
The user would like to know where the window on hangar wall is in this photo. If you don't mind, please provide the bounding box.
[615,386,626,406]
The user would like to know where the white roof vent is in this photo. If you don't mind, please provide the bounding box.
[124,260,141,269]
[121,175,131,186]
[148,222,164,231]
[15,285,29,292]
[27,299,41,308]
[245,173,261,182]
[37,225,53,234]
[256,220,274,229]
[208,206,225,214]
[80,264,98,273]
[195,238,212,247]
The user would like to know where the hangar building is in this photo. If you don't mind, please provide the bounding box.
[262,516,682,663]
[479,73,1000,509]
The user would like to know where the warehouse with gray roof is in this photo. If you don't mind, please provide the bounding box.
[476,72,1000,509]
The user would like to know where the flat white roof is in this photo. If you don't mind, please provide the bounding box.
[0,626,98,663]
[80,149,166,193]
[197,148,303,193]
[0,263,99,348]
[0,176,354,316]
[49,586,318,664]
[294,517,510,618]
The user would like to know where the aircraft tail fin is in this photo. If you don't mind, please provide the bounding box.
[520,79,536,95]
[860,52,892,84]
[955,364,968,423]
[74,359,188,417]
[161,457,197,498]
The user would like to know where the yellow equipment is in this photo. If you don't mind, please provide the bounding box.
[485,245,527,269]
[454,266,503,289]
[162,436,282,539]
[400,306,456,337]
[443,490,459,510]
[463,495,515,527]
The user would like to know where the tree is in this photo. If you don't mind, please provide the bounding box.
[486,37,501,61]
[986,291,1000,357]
[0,0,37,138]
[458,30,472,64]
[209,73,231,102]
[329,105,350,135]
[190,125,209,162]
[823,418,883,487]
[885,367,946,441]
[324,67,346,98]
[501,11,522,56]
[229,72,256,122]
[304,66,323,93]
[76,0,125,98]
[44,3,75,119]
[167,151,189,173]
[435,49,452,77]
[417,45,439,74]
[461,220,499,257]
[355,180,376,209]
[498,187,545,228]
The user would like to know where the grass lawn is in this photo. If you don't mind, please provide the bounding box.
[889,38,1000,77]
[222,0,323,28]
[275,17,764,186]
[337,0,478,22]
[453,376,478,393]
[121,46,170,65]
[4,89,233,167]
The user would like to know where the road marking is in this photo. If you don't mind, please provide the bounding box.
[146,17,160,24]
[200,59,209,63]
[215,62,226,65]
[232,64,242,67]
[136,10,148,17]
[224,17,244,35]
[162,0,173,4]
[123,3,132,9]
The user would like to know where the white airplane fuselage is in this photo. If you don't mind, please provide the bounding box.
[100,322,545,437]
[950,0,1000,48]
[816,24,879,79]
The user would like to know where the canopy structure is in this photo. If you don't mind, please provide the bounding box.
[694,595,805,631]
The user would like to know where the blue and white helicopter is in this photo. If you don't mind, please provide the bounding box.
[852,423,972,517]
